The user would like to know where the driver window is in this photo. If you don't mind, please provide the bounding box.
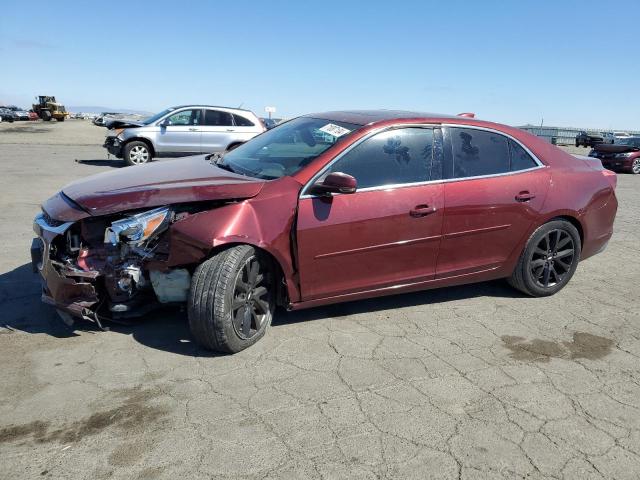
[326,128,433,189]
[166,109,201,126]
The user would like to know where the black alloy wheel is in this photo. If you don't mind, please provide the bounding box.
[508,219,581,297]
[231,255,271,339]
[529,229,575,288]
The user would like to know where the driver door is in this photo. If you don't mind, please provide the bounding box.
[296,127,444,300]
[155,108,202,155]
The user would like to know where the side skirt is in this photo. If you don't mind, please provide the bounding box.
[287,265,505,311]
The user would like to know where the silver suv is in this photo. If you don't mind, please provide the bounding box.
[103,105,265,166]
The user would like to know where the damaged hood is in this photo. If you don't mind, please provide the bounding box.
[105,118,146,129]
[592,143,640,154]
[61,155,265,216]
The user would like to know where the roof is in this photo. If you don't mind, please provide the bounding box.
[170,105,252,112]
[304,110,459,126]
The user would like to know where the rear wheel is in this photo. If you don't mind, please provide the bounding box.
[124,141,152,166]
[508,220,581,297]
[188,245,275,353]
[41,111,52,121]
[631,158,640,175]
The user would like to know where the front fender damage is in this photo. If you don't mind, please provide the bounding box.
[33,176,303,326]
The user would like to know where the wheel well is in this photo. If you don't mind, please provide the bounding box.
[226,142,243,151]
[125,138,155,157]
[206,243,288,306]
[552,215,584,246]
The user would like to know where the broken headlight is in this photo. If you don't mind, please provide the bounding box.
[105,207,171,245]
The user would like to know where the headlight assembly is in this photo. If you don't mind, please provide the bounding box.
[105,207,171,245]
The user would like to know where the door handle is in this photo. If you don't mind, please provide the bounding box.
[515,191,536,202]
[188,127,199,131]
[226,129,234,132]
[410,205,437,217]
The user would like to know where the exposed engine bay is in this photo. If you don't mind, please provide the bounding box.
[32,205,209,326]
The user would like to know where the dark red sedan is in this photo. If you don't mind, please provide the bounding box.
[32,111,618,352]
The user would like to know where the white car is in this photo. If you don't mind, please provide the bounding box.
[103,105,266,166]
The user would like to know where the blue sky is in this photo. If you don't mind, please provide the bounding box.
[1,0,638,129]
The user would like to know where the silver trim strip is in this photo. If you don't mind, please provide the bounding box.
[300,123,547,199]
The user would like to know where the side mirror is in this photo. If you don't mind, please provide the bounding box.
[159,119,170,127]
[310,172,357,196]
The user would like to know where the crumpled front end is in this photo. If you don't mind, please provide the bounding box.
[32,214,102,321]
[31,206,196,325]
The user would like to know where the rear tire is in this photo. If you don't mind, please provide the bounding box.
[41,111,52,121]
[508,220,581,297]
[631,158,640,175]
[123,141,152,166]
[188,245,275,353]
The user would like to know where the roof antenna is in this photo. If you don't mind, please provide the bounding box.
[457,112,475,118]
[238,102,244,109]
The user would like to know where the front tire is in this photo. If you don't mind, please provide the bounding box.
[508,220,581,297]
[123,141,152,166]
[41,111,52,121]
[188,245,274,353]
[631,158,640,175]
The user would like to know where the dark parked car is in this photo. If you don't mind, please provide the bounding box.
[589,137,640,174]
[575,130,607,148]
[6,105,30,120]
[261,118,279,130]
[0,107,17,122]
[32,110,618,353]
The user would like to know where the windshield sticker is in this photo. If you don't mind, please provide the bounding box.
[318,123,351,138]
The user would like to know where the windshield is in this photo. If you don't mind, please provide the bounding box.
[218,117,361,179]
[143,108,175,125]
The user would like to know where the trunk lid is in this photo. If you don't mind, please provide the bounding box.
[62,155,265,216]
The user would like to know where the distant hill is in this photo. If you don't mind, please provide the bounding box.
[68,106,153,115]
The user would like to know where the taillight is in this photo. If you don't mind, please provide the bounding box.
[602,169,617,189]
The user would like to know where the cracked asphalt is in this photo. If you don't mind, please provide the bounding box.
[1,121,639,479]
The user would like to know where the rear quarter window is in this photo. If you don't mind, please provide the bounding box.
[232,114,255,127]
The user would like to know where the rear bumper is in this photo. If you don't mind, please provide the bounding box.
[581,191,618,260]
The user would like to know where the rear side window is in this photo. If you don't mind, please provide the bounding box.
[327,128,434,189]
[233,114,255,127]
[509,139,538,171]
[449,128,510,178]
[204,110,233,126]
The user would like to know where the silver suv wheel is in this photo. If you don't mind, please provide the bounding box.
[129,145,149,164]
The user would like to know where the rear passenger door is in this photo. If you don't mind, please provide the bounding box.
[436,127,550,278]
[201,109,235,152]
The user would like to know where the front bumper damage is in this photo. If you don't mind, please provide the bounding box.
[32,212,192,327]
[103,136,123,158]
[32,215,101,323]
